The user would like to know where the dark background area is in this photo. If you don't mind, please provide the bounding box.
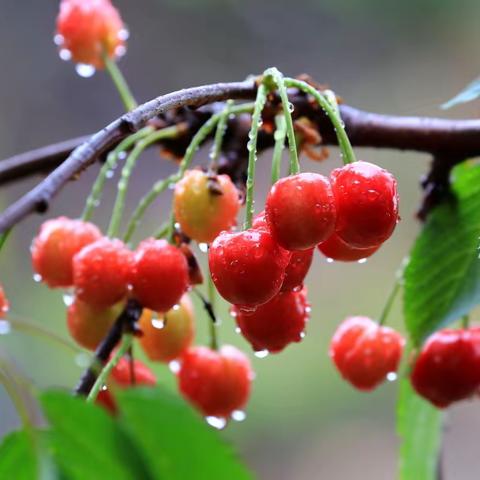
[1,1,480,478]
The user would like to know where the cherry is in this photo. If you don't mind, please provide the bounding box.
[73,237,132,308]
[174,170,240,244]
[232,288,309,353]
[131,238,189,313]
[97,356,156,414]
[208,229,291,307]
[0,284,9,316]
[265,173,337,251]
[252,211,312,292]
[139,294,195,363]
[410,328,480,408]
[318,233,380,262]
[178,345,253,419]
[330,316,405,391]
[32,217,101,288]
[67,297,123,350]
[330,161,399,248]
[56,0,126,69]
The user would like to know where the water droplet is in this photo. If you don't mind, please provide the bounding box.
[300,332,306,339]
[357,258,368,264]
[118,151,127,161]
[75,352,91,368]
[174,222,180,229]
[198,243,208,253]
[387,372,397,382]
[235,326,241,333]
[326,258,334,264]
[59,48,72,61]
[118,28,130,41]
[172,304,180,312]
[287,102,294,113]
[63,292,74,307]
[106,169,115,179]
[169,360,181,374]
[53,34,64,46]
[33,273,42,283]
[115,45,127,58]
[152,318,165,330]
[254,349,269,359]
[75,64,96,78]
[206,416,227,430]
[231,410,246,422]
[0,320,11,335]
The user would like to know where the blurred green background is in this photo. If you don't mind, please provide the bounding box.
[1,0,480,478]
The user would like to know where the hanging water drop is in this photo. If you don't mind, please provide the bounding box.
[0,320,11,335]
[254,349,269,359]
[33,273,42,283]
[169,360,181,374]
[53,34,64,46]
[59,49,72,61]
[115,45,127,58]
[231,410,246,422]
[63,292,74,307]
[75,64,96,78]
[326,257,334,264]
[198,243,208,253]
[206,416,227,430]
[151,317,165,330]
[357,258,368,264]
[117,28,130,41]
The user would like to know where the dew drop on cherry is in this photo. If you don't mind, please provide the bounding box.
[206,416,227,430]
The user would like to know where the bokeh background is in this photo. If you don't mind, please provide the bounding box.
[1,0,480,478]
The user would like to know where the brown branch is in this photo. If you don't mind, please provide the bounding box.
[1,78,480,232]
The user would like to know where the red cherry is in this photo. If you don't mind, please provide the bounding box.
[232,288,309,353]
[330,316,405,391]
[174,170,240,243]
[73,237,132,308]
[56,0,126,69]
[178,345,253,418]
[0,284,9,316]
[131,239,189,313]
[411,328,480,408]
[265,173,337,251]
[67,297,123,350]
[281,249,314,292]
[208,229,291,306]
[330,161,399,248]
[32,217,101,288]
[139,295,195,363]
[318,233,380,262]
[96,356,156,414]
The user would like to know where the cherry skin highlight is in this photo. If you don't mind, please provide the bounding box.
[178,345,253,419]
[131,238,189,313]
[318,233,380,262]
[174,170,240,244]
[73,237,132,308]
[411,328,480,408]
[67,297,123,350]
[139,294,195,363]
[232,288,310,353]
[56,0,126,69]
[265,172,337,251]
[330,161,399,249]
[32,217,101,288]
[208,228,291,307]
[330,316,405,391]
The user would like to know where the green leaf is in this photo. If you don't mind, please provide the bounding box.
[0,431,37,480]
[40,391,153,480]
[404,161,480,345]
[397,378,443,480]
[117,387,253,480]
[441,77,480,109]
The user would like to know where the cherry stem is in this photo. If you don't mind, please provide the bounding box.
[284,78,356,166]
[244,82,268,229]
[102,54,138,112]
[81,126,154,222]
[265,68,300,176]
[271,115,287,184]
[0,228,10,253]
[461,314,470,329]
[209,100,233,172]
[193,284,219,351]
[107,125,181,239]
[378,277,402,326]
[86,332,133,403]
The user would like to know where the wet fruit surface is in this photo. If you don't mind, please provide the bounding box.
[318,233,380,262]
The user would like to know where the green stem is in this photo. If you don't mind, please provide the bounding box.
[461,314,470,329]
[284,78,356,165]
[86,333,133,403]
[378,279,402,326]
[244,83,268,229]
[81,127,153,221]
[107,125,180,238]
[103,54,137,112]
[207,275,219,351]
[210,100,233,172]
[265,68,300,175]
[124,103,255,244]
[0,229,10,252]
[153,221,171,240]
[271,115,287,184]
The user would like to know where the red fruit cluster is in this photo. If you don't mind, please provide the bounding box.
[411,328,480,408]
[330,316,405,391]
[56,0,126,69]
